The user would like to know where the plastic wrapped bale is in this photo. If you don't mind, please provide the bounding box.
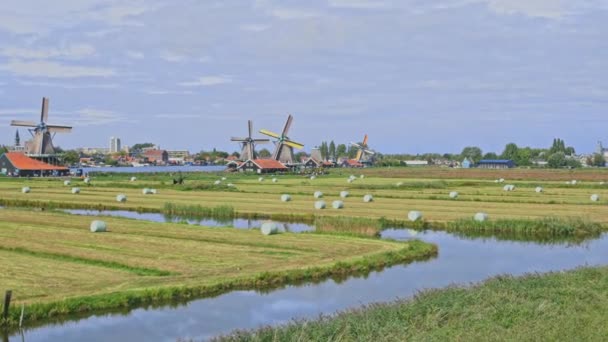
[21,187,31,193]
[408,210,423,222]
[84,177,91,184]
[503,184,515,191]
[314,200,326,209]
[570,180,577,185]
[272,178,278,183]
[116,194,127,203]
[360,175,365,179]
[499,178,505,183]
[221,177,227,181]
[474,212,489,222]
[90,220,107,233]
[347,178,354,184]
[590,194,600,202]
[314,191,323,199]
[281,194,291,202]
[261,221,280,236]
[227,183,234,187]
[214,180,221,185]
[64,180,71,186]
[71,187,80,194]
[150,189,157,194]
[396,182,404,187]
[130,177,137,182]
[600,181,605,185]
[258,177,264,182]
[142,188,153,195]
[310,175,316,180]
[535,187,543,193]
[340,191,349,198]
[332,200,344,209]
[449,191,459,199]
[494,179,499,183]
[363,194,374,202]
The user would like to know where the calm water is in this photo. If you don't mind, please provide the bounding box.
[7,217,608,341]
[72,165,226,174]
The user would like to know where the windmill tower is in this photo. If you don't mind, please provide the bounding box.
[350,134,376,164]
[259,114,304,164]
[231,120,270,160]
[10,97,72,156]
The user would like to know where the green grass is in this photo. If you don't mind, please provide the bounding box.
[446,217,603,237]
[216,266,608,341]
[162,202,235,220]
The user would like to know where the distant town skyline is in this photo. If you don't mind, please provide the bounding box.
[0,1,606,154]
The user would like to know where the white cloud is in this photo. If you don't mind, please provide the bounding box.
[485,0,570,18]
[17,80,119,89]
[270,8,322,20]
[0,60,116,78]
[160,52,188,63]
[154,114,201,119]
[143,89,194,95]
[0,44,96,60]
[56,108,136,126]
[126,51,145,59]
[328,0,392,9]
[240,24,271,32]
[178,76,233,87]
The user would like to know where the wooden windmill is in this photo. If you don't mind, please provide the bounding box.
[350,134,375,163]
[259,114,304,164]
[231,120,270,160]
[10,97,72,155]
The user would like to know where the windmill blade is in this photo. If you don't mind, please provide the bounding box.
[362,134,368,146]
[47,125,72,133]
[252,139,271,143]
[364,149,376,155]
[248,120,253,139]
[41,97,49,123]
[10,120,37,127]
[259,129,281,139]
[355,150,363,161]
[231,137,248,141]
[281,114,293,136]
[284,140,304,150]
[350,142,362,148]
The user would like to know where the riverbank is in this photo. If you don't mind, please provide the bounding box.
[218,265,608,341]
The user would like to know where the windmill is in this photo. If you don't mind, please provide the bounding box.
[231,120,270,160]
[259,114,304,164]
[10,97,72,155]
[350,134,375,164]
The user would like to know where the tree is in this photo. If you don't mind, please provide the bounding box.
[0,145,8,154]
[336,144,347,158]
[329,141,336,161]
[483,152,498,160]
[62,150,80,165]
[258,148,271,158]
[501,143,519,161]
[460,146,483,163]
[592,153,606,167]
[295,151,308,162]
[131,143,155,153]
[547,152,566,168]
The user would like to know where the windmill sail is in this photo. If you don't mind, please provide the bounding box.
[231,120,269,161]
[259,114,304,164]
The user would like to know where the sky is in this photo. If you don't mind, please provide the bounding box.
[0,0,606,155]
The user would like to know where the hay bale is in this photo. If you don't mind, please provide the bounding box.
[258,177,264,182]
[449,191,459,199]
[64,180,71,186]
[571,180,577,185]
[600,181,605,185]
[272,178,278,183]
[227,183,234,187]
[314,200,326,209]
[347,178,354,184]
[363,194,373,202]
[535,187,543,193]
[130,177,137,182]
[261,221,280,235]
[332,200,344,209]
[84,177,91,184]
[590,194,600,202]
[498,178,505,183]
[360,175,365,179]
[281,194,291,202]
[310,175,316,180]
[90,220,107,233]
[314,191,323,199]
[21,187,31,193]
[408,210,423,222]
[396,182,403,187]
[116,194,127,202]
[474,212,488,222]
[142,188,153,195]
[150,189,157,194]
[340,191,349,198]
[503,184,515,191]
[71,187,80,194]
[214,180,221,185]
[221,177,227,181]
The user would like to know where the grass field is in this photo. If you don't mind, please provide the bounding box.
[218,265,608,341]
[0,208,435,326]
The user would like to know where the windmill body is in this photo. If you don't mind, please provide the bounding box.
[259,114,304,165]
[231,120,269,161]
[350,134,376,165]
[10,97,72,156]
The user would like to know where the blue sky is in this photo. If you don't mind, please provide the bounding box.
[0,0,606,154]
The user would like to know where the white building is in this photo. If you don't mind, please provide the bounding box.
[109,137,122,153]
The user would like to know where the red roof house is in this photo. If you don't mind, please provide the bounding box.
[237,159,288,173]
[0,152,69,176]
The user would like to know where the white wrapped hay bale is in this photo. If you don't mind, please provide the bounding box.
[474,212,488,222]
[116,194,127,202]
[449,191,459,199]
[150,189,157,194]
[313,191,323,199]
[21,187,31,193]
[360,175,365,179]
[340,191,349,198]
[570,180,577,185]
[71,187,80,194]
[332,200,344,209]
[227,183,234,187]
[347,178,354,184]
[272,178,278,183]
[600,181,605,185]
[64,180,71,186]
[310,175,316,180]
[214,180,221,185]
[314,200,326,209]
[408,211,423,222]
[503,184,515,191]
[142,188,153,195]
[281,194,291,202]
[130,177,137,182]
[258,177,264,182]
[363,194,374,202]
[590,194,600,202]
[90,220,107,233]
[84,177,91,184]
[261,221,280,235]
[221,177,227,181]
[499,178,505,183]
[396,182,404,187]
[535,187,543,193]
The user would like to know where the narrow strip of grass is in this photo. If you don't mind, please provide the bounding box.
[314,216,382,237]
[162,203,235,220]
[445,217,603,237]
[216,266,608,341]
[0,246,172,276]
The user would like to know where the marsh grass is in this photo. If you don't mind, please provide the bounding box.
[314,216,382,237]
[162,203,235,220]
[446,216,603,237]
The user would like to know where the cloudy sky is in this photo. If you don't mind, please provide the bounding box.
[0,0,606,154]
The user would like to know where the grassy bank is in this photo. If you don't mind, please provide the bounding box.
[0,208,436,328]
[217,266,608,341]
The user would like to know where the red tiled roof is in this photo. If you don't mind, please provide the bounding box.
[3,153,68,171]
[247,159,288,169]
[143,150,167,156]
[345,159,364,167]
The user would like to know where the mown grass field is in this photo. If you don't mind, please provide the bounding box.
[218,265,608,341]
[0,208,435,325]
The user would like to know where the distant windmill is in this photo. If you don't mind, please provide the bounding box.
[10,97,72,155]
[350,134,375,163]
[231,120,270,160]
[259,114,304,164]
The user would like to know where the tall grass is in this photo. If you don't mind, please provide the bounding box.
[445,217,603,237]
[162,203,234,220]
[314,216,382,237]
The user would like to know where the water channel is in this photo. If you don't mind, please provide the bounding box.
[7,210,608,342]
